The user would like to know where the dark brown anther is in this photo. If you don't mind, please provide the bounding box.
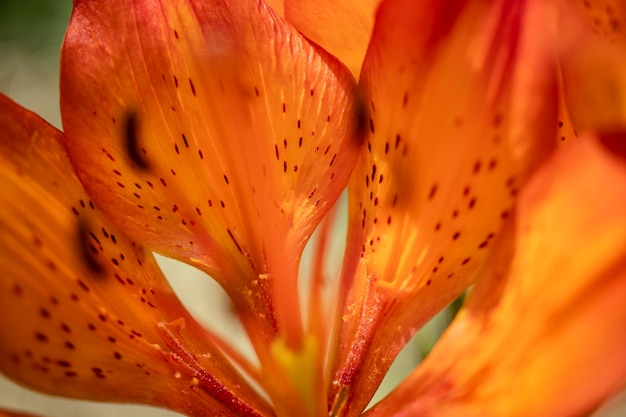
[352,85,368,146]
[77,220,105,276]
[123,110,150,170]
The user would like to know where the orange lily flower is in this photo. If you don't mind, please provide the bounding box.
[1,1,626,417]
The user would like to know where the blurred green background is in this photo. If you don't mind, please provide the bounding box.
[0,1,625,417]
[0,1,71,49]
[0,0,71,128]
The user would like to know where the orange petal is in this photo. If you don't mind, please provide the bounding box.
[558,0,626,134]
[264,0,285,15]
[367,136,626,417]
[328,0,559,414]
[569,0,626,42]
[556,77,580,145]
[60,0,360,348]
[0,95,272,417]
[284,0,381,77]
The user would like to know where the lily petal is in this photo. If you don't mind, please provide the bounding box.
[328,0,558,413]
[570,0,626,42]
[556,82,579,145]
[559,0,626,134]
[367,135,626,417]
[284,0,381,77]
[264,0,285,15]
[0,95,272,417]
[60,0,360,348]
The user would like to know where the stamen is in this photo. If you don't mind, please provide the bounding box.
[77,219,105,276]
[352,86,368,144]
[123,110,150,170]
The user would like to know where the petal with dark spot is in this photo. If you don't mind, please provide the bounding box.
[0,94,272,417]
[60,0,361,349]
[328,0,558,413]
[367,136,626,417]
[559,0,626,136]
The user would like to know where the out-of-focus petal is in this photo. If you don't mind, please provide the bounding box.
[0,95,272,417]
[570,0,626,42]
[264,0,284,15]
[367,136,626,417]
[284,0,381,77]
[556,82,579,145]
[60,0,360,349]
[328,0,559,414]
[559,0,626,134]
